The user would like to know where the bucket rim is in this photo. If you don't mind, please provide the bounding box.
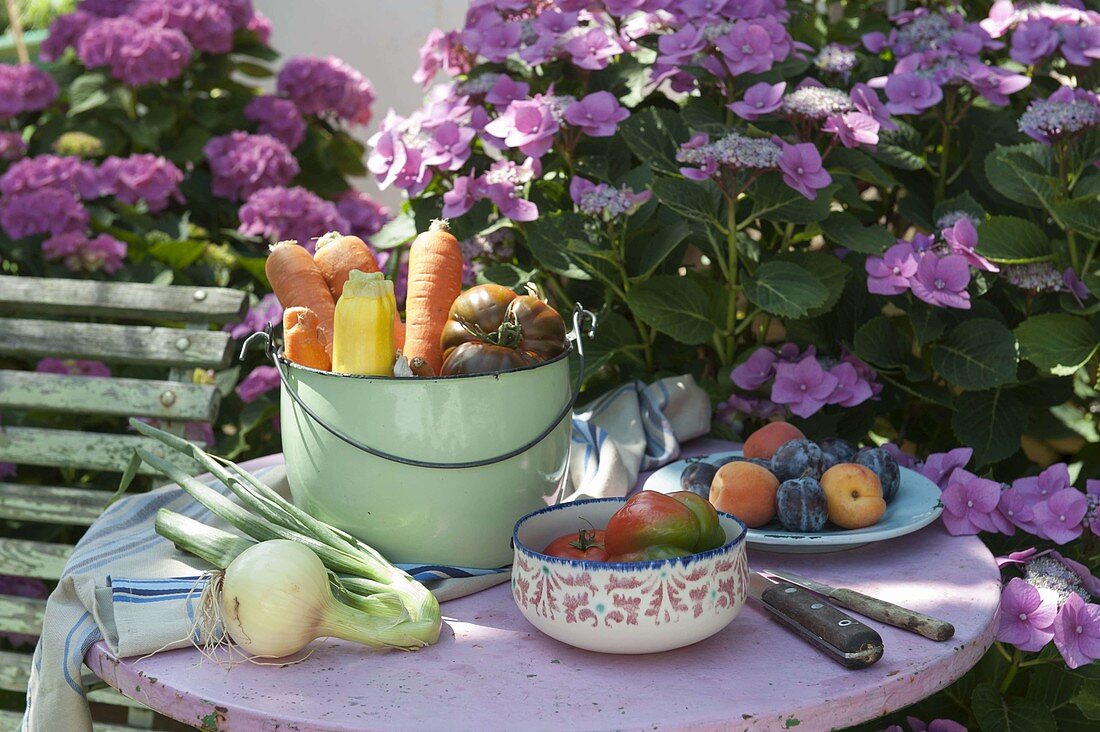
[279,341,574,383]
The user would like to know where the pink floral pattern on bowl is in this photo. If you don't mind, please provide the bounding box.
[511,497,749,654]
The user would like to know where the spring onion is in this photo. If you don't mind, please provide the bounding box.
[125,419,441,655]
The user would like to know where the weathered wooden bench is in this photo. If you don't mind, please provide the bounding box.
[0,274,247,730]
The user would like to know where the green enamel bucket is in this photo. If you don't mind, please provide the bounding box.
[246,308,594,569]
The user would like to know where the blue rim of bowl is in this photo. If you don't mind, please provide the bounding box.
[512,497,748,571]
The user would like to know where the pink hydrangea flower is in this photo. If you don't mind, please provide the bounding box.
[237,186,349,250]
[728,82,786,121]
[731,347,778,391]
[78,17,193,86]
[1032,488,1087,545]
[940,468,1001,535]
[98,154,185,212]
[1014,463,1071,502]
[483,97,560,158]
[0,132,26,161]
[1011,19,1060,65]
[132,0,235,55]
[918,447,973,489]
[42,232,127,274]
[850,82,897,130]
[997,488,1036,535]
[0,64,59,120]
[485,75,530,108]
[442,172,486,219]
[771,357,840,418]
[825,361,875,408]
[866,242,918,296]
[566,27,623,70]
[909,254,971,309]
[236,366,280,403]
[0,189,88,239]
[883,73,943,115]
[245,95,307,150]
[997,578,1057,652]
[335,190,389,238]
[277,56,375,125]
[227,293,282,339]
[1086,480,1100,536]
[776,141,832,200]
[941,218,997,273]
[716,20,775,75]
[1052,594,1100,669]
[564,92,629,137]
[823,111,880,148]
[204,132,300,201]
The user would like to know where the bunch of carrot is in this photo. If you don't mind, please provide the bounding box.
[264,221,464,378]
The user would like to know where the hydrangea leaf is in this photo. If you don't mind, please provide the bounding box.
[741,261,828,318]
[932,192,985,228]
[521,211,593,280]
[931,318,1019,390]
[650,177,723,227]
[624,275,716,345]
[747,173,837,224]
[976,216,1053,263]
[618,107,688,176]
[984,144,1061,211]
[853,316,909,369]
[971,681,1056,732]
[1015,314,1100,377]
[1052,196,1100,240]
[872,120,926,171]
[819,211,894,254]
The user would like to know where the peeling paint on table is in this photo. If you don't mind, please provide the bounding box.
[84,445,1000,732]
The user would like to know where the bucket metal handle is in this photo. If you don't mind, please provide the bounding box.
[240,305,597,470]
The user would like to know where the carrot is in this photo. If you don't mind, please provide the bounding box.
[403,219,463,373]
[265,240,335,354]
[313,231,381,301]
[283,306,331,371]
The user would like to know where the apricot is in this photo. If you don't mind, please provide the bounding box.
[742,421,806,460]
[820,463,886,530]
[709,461,780,528]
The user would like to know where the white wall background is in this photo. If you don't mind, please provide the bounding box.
[255,0,468,206]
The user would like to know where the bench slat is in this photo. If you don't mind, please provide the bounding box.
[0,482,109,525]
[0,275,248,325]
[0,427,203,474]
[0,319,233,369]
[0,709,139,732]
[0,370,220,422]
[0,595,45,636]
[0,652,149,714]
[0,538,71,579]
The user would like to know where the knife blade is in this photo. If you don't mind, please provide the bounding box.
[748,572,883,669]
[763,569,955,642]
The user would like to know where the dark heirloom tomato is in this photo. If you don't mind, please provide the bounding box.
[439,284,567,376]
[542,529,609,561]
[438,342,539,376]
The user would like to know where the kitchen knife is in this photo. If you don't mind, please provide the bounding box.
[748,572,884,669]
[763,569,955,642]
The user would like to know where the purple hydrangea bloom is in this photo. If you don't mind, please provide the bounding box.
[902,718,968,732]
[36,358,111,377]
[997,488,1036,535]
[245,10,271,43]
[823,112,880,148]
[782,83,855,120]
[237,186,350,250]
[98,154,184,212]
[997,578,1057,652]
[848,83,893,129]
[482,157,539,222]
[909,254,971,309]
[880,442,921,471]
[777,141,832,200]
[566,27,623,70]
[1032,488,1087,545]
[0,189,88,239]
[883,72,943,115]
[1017,85,1100,144]
[335,190,389,238]
[825,361,874,408]
[1014,463,1071,502]
[442,172,485,219]
[657,23,705,65]
[722,394,786,422]
[0,132,26,161]
[413,29,471,88]
[367,114,430,195]
[717,20,778,76]
[942,218,997,273]
[1087,480,1100,537]
[0,155,100,199]
[568,177,651,220]
[483,96,561,158]
[277,56,375,125]
[0,64,59,120]
[564,92,629,137]
[1011,19,1060,65]
[245,95,307,150]
[731,347,778,390]
[728,81,785,121]
[1052,594,1100,669]
[770,357,840,418]
[422,121,476,172]
[1064,268,1091,304]
[78,17,193,86]
[132,0,235,55]
[1060,24,1100,66]
[204,132,300,201]
[940,468,1001,535]
[40,10,96,62]
[485,75,530,108]
[963,62,1030,107]
[227,293,281,339]
[919,447,972,489]
[862,31,888,53]
[81,0,138,17]
[236,365,280,403]
[41,232,127,275]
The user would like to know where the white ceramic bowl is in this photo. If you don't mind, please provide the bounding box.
[511,498,749,654]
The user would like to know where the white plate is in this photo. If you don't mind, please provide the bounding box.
[642,451,944,554]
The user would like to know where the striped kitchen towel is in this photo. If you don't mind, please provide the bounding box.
[23,373,710,731]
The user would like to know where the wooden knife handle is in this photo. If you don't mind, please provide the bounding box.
[828,588,955,642]
[760,581,883,669]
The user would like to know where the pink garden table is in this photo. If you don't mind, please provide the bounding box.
[86,443,1001,732]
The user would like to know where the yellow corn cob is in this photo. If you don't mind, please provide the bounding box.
[332,271,396,376]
